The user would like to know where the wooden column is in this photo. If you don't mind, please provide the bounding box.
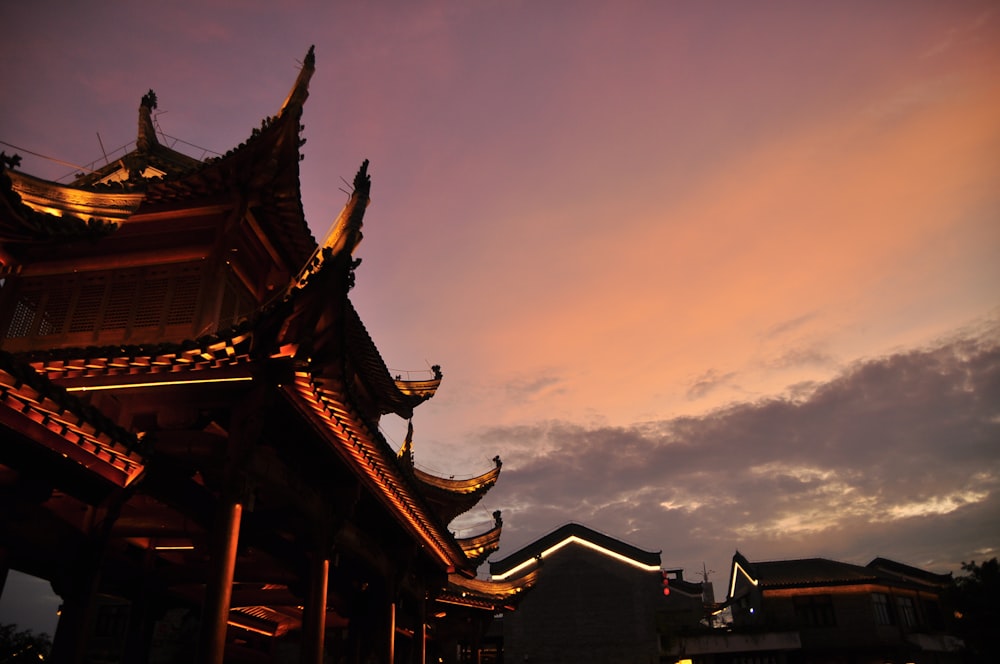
[301,554,329,664]
[50,492,129,664]
[196,385,264,663]
[196,497,243,664]
[418,621,427,664]
[388,601,396,664]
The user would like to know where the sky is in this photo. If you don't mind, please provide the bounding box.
[2,0,999,630]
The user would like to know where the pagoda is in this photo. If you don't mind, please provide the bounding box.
[0,47,532,664]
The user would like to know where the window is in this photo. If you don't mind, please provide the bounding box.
[794,595,836,627]
[1,262,206,343]
[872,592,894,625]
[896,596,917,628]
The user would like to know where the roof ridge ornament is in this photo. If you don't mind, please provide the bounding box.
[137,89,159,153]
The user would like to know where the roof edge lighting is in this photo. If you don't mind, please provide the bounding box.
[729,561,760,597]
[491,535,661,581]
[64,376,254,392]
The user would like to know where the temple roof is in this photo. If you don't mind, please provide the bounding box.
[1,47,318,271]
[439,569,539,612]
[12,220,473,576]
[456,513,504,567]
[0,350,145,489]
[397,421,502,524]
[1,46,500,582]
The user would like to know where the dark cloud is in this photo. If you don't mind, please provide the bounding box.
[687,369,738,400]
[478,326,1000,593]
[764,344,834,370]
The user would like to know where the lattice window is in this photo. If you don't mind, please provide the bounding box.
[4,261,213,344]
[166,264,203,325]
[133,272,170,328]
[68,275,107,332]
[7,290,40,338]
[104,272,140,330]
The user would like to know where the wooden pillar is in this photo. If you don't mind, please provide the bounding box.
[418,621,426,664]
[49,494,128,664]
[388,601,396,664]
[196,497,243,664]
[301,554,329,664]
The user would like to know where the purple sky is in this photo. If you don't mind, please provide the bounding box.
[2,0,999,630]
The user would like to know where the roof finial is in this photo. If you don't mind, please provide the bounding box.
[137,89,159,153]
[141,89,158,110]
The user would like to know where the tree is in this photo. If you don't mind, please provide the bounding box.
[949,558,1000,664]
[0,623,52,662]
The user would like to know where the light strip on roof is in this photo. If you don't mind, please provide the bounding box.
[226,620,274,637]
[285,377,460,571]
[64,376,253,392]
[729,561,759,598]
[491,535,661,580]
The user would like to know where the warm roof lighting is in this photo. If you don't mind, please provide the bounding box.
[226,620,274,637]
[491,535,660,580]
[65,376,253,392]
[729,561,759,597]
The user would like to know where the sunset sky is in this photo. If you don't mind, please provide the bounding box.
[2,0,999,631]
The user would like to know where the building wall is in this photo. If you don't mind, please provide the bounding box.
[502,544,661,664]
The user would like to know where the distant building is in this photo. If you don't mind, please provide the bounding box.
[0,47,531,663]
[665,551,964,664]
[488,523,707,663]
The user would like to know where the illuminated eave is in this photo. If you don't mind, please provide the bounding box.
[30,334,255,385]
[284,370,469,574]
[8,170,143,224]
[457,523,502,564]
[394,376,442,399]
[440,569,539,611]
[491,535,662,581]
[0,366,144,487]
[412,464,500,495]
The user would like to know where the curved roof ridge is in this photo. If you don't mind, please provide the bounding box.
[457,513,503,567]
[278,45,315,118]
[411,460,501,494]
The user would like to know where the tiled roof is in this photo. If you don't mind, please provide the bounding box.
[748,558,878,587]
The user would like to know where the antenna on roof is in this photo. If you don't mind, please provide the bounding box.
[96,132,109,166]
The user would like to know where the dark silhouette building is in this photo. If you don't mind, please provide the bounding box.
[488,523,707,664]
[665,551,963,664]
